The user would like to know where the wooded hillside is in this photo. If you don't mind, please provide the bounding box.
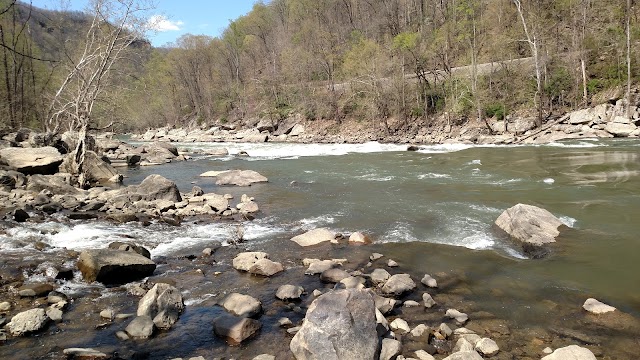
[1,0,638,135]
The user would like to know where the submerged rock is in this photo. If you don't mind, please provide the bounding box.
[125,315,155,339]
[62,348,109,359]
[215,170,268,186]
[248,258,284,277]
[494,204,564,257]
[77,249,156,284]
[213,314,262,345]
[348,231,372,245]
[7,308,49,336]
[220,293,262,318]
[290,289,379,360]
[276,285,304,301]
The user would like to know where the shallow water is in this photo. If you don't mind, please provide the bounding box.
[1,138,639,358]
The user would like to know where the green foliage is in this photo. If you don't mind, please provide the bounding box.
[484,103,506,120]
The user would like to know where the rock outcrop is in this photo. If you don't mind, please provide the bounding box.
[0,146,63,175]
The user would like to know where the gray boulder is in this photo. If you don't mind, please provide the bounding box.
[320,268,350,283]
[291,228,335,247]
[137,283,184,330]
[380,338,402,360]
[370,268,391,285]
[213,314,261,345]
[108,241,151,258]
[276,285,305,301]
[125,315,155,338]
[27,174,80,195]
[541,345,596,360]
[215,170,268,186]
[220,293,262,318]
[60,150,120,185]
[77,249,156,284]
[248,258,284,277]
[495,204,564,257]
[7,308,49,336]
[233,252,269,272]
[381,274,417,296]
[605,122,637,137]
[443,351,483,360]
[0,146,63,174]
[132,174,182,202]
[290,289,379,360]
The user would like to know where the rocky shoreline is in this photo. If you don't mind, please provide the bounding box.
[131,101,640,146]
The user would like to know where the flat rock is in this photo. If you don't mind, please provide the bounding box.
[305,260,336,275]
[276,285,304,301]
[320,268,350,283]
[215,170,268,186]
[382,274,416,296]
[290,289,379,360]
[18,283,54,297]
[125,315,155,338]
[62,348,109,359]
[213,314,261,345]
[77,249,156,284]
[248,258,284,277]
[220,293,262,318]
[291,228,336,247]
[7,308,49,336]
[605,122,637,137]
[390,318,410,334]
[582,298,616,314]
[415,350,436,360]
[541,345,597,360]
[446,309,469,324]
[0,146,63,175]
[233,252,269,272]
[494,204,564,257]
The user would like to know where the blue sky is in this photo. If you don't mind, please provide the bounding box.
[28,0,260,47]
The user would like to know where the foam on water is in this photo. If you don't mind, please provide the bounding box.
[545,141,602,148]
[175,141,408,160]
[543,178,555,184]
[559,216,577,228]
[418,173,452,179]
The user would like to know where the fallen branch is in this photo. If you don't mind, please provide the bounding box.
[515,113,570,143]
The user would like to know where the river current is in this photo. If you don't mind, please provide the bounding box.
[1,138,639,357]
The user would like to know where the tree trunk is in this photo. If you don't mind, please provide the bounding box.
[626,0,632,118]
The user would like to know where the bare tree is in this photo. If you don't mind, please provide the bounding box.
[512,0,544,127]
[45,0,153,186]
[626,0,632,117]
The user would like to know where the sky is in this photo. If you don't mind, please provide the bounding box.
[28,0,260,47]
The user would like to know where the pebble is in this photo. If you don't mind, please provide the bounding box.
[387,259,399,267]
[390,318,410,334]
[423,293,436,308]
[278,317,293,327]
[116,331,130,340]
[421,274,438,288]
[312,289,323,297]
[370,253,384,261]
[286,326,301,335]
[404,300,420,308]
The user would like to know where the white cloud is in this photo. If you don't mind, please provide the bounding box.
[147,15,184,32]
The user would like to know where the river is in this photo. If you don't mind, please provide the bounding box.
[1,138,639,358]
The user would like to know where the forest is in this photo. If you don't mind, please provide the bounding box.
[0,0,637,136]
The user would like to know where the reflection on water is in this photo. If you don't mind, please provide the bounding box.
[559,151,640,184]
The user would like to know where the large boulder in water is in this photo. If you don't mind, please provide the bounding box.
[0,146,63,175]
[213,314,262,345]
[77,249,156,284]
[494,204,564,257]
[131,174,182,202]
[215,170,268,186]
[290,288,379,360]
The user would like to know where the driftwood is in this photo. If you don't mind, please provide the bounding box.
[515,114,570,143]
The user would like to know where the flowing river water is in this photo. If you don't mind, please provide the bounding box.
[1,138,639,358]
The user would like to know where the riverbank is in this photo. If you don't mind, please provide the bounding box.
[131,100,639,146]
